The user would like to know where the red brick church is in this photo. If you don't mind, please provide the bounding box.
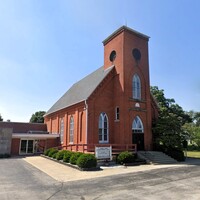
[44,26,158,152]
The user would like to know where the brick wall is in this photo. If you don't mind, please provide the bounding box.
[0,122,47,133]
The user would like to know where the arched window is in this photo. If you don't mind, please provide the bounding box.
[133,74,141,100]
[69,116,74,143]
[132,116,144,133]
[98,112,109,143]
[60,118,64,144]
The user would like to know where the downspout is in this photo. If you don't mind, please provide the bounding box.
[84,100,88,144]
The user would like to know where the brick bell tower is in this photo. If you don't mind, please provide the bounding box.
[103,26,153,150]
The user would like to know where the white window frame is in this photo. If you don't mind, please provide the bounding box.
[98,112,109,143]
[69,116,74,144]
[60,118,64,144]
[132,116,144,133]
[79,112,83,142]
[19,139,34,155]
[133,74,141,100]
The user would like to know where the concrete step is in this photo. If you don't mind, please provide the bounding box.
[138,151,178,164]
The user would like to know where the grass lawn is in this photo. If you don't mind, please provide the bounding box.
[186,151,200,159]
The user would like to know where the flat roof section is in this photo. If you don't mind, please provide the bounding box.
[12,133,60,139]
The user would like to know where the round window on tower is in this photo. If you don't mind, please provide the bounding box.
[132,48,141,61]
[109,50,116,62]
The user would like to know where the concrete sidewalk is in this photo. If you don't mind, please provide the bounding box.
[22,156,191,182]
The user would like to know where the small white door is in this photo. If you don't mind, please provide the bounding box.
[20,140,34,155]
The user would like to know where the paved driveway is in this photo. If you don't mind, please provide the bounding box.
[0,158,61,199]
[0,157,200,200]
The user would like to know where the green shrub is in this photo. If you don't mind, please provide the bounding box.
[56,150,67,160]
[165,148,185,161]
[77,154,97,168]
[154,145,185,162]
[69,152,83,165]
[117,151,136,164]
[48,149,58,158]
[63,151,74,163]
[44,148,52,156]
[52,151,58,159]
[187,145,200,151]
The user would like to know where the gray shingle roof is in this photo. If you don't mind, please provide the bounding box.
[45,65,114,116]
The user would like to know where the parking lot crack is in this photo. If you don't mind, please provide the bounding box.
[46,182,64,200]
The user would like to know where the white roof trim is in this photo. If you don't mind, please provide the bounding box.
[12,133,60,139]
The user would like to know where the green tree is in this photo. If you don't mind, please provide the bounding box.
[186,110,200,126]
[184,111,200,148]
[151,86,192,150]
[30,111,46,123]
[194,112,200,127]
[0,114,3,121]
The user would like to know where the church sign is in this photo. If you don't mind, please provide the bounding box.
[95,146,112,160]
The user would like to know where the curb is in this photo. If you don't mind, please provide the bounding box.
[123,161,147,166]
[41,155,101,171]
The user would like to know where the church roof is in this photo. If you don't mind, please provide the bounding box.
[45,65,114,116]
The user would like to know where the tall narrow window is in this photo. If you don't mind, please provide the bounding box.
[115,107,120,120]
[98,112,109,143]
[69,116,74,143]
[80,112,83,142]
[60,118,64,144]
[132,116,144,133]
[133,74,141,100]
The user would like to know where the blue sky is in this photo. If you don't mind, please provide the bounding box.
[0,0,200,122]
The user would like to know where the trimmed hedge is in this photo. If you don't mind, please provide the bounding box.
[56,150,67,160]
[69,152,83,165]
[117,151,136,164]
[44,148,52,156]
[43,149,98,170]
[52,152,58,159]
[48,149,58,158]
[77,154,97,168]
[43,149,99,169]
[63,151,74,163]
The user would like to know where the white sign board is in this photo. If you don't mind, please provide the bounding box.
[95,146,112,160]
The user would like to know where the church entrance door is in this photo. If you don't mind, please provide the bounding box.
[132,133,144,150]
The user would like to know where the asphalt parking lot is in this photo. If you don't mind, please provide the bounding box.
[0,157,200,200]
